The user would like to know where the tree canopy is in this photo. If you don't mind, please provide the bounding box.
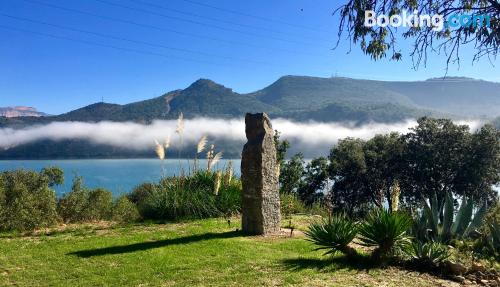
[335,0,500,68]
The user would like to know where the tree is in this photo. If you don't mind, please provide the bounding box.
[456,124,500,203]
[279,153,305,194]
[364,133,405,211]
[274,130,290,173]
[41,166,64,187]
[328,138,371,216]
[402,118,499,208]
[335,0,499,69]
[298,157,329,205]
[328,134,405,214]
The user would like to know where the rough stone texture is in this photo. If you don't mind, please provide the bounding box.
[241,113,281,235]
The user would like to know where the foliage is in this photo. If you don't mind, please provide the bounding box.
[305,214,358,257]
[475,203,500,259]
[112,196,141,223]
[87,188,113,221]
[279,153,304,194]
[280,193,306,217]
[297,157,329,205]
[403,118,499,209]
[328,138,369,216]
[40,166,64,187]
[328,135,404,216]
[334,0,500,68]
[127,182,155,206]
[358,209,413,261]
[134,170,241,221]
[328,118,500,216]
[274,130,290,169]
[0,169,59,231]
[57,177,113,223]
[406,241,450,266]
[413,191,488,244]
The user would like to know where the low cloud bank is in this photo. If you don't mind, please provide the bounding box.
[0,118,484,154]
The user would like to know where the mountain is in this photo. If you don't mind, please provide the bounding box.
[0,106,47,118]
[1,75,499,159]
[383,77,500,116]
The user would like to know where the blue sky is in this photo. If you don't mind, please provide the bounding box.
[1,0,498,114]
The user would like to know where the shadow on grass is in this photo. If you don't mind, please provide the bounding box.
[282,254,376,272]
[69,230,243,258]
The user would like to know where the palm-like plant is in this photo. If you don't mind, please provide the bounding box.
[305,214,358,257]
[358,209,413,261]
[407,241,450,266]
[414,191,488,244]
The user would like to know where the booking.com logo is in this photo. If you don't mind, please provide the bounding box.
[364,10,493,31]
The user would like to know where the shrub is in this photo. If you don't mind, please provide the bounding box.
[358,209,413,262]
[305,214,358,257]
[280,193,306,217]
[215,179,241,217]
[127,182,155,205]
[474,204,500,259]
[112,196,140,223]
[0,169,59,231]
[406,241,450,266]
[141,183,218,220]
[413,191,488,244]
[57,177,113,223]
[131,171,241,221]
[87,188,113,221]
[308,201,330,218]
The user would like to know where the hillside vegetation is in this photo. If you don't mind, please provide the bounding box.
[3,75,499,128]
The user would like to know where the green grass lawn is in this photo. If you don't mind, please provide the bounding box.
[0,216,460,287]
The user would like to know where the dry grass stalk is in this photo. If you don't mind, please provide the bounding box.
[175,112,184,135]
[197,135,207,154]
[209,152,223,170]
[214,171,222,195]
[154,139,165,160]
[224,161,233,186]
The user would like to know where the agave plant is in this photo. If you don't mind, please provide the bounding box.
[305,214,358,257]
[414,191,488,244]
[358,209,413,261]
[479,219,500,259]
[406,241,450,266]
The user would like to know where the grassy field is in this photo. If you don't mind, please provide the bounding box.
[0,216,462,287]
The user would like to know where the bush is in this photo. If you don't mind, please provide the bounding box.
[0,169,59,231]
[305,214,358,257]
[131,170,241,221]
[87,188,113,221]
[406,241,450,266]
[280,193,306,217]
[140,178,219,220]
[58,177,113,223]
[474,203,500,259]
[215,180,241,217]
[112,196,140,223]
[127,182,155,205]
[358,209,413,262]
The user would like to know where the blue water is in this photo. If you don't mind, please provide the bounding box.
[0,159,241,196]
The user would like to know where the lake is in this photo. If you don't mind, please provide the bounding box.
[0,159,241,196]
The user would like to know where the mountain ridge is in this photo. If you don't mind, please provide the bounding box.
[1,75,499,129]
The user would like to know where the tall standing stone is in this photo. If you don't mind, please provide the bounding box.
[241,113,281,235]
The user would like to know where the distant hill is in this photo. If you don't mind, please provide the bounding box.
[3,76,499,126]
[1,75,499,159]
[0,106,48,118]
